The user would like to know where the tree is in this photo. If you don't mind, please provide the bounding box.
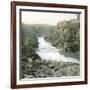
[47,18,80,52]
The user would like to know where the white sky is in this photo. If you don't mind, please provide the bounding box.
[21,11,77,25]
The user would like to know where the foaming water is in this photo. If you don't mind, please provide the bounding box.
[36,37,79,64]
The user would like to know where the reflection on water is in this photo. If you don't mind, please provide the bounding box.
[36,37,79,64]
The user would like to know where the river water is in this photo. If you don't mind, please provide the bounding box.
[36,37,79,64]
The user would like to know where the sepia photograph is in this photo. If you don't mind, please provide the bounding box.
[20,10,80,79]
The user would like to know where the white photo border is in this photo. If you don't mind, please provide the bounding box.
[16,6,85,85]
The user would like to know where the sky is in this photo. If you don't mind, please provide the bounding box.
[21,11,77,25]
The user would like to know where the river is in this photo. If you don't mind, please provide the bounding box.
[36,37,79,64]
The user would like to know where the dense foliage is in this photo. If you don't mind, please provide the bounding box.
[21,59,79,78]
[47,19,80,52]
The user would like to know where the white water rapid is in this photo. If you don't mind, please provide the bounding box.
[36,37,79,64]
